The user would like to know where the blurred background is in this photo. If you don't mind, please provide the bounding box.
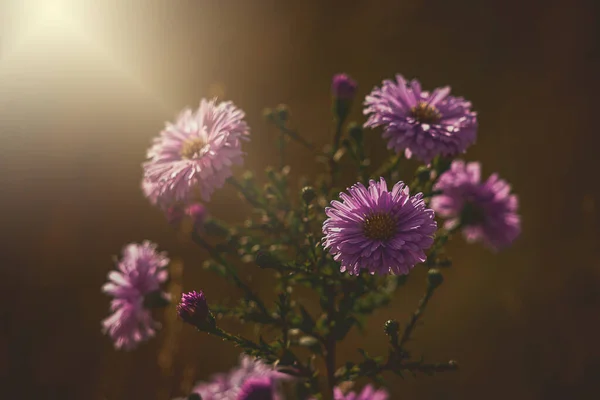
[1,0,599,399]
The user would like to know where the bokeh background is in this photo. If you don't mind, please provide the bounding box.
[1,0,599,399]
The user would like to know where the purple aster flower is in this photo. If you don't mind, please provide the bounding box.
[364,74,477,164]
[334,385,389,400]
[192,355,287,400]
[430,160,520,250]
[177,290,210,328]
[332,73,358,100]
[142,178,160,206]
[102,298,160,351]
[323,178,437,275]
[101,241,170,350]
[143,98,250,205]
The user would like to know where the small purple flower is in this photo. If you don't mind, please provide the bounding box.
[177,290,209,328]
[332,73,358,100]
[364,74,477,164]
[102,299,159,351]
[334,384,389,400]
[192,355,287,400]
[237,376,277,400]
[101,241,169,350]
[430,160,520,250]
[323,178,437,275]
[185,203,208,227]
[143,98,250,206]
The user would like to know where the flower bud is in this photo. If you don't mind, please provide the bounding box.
[348,122,363,144]
[185,203,207,228]
[177,291,211,329]
[301,186,316,204]
[427,269,444,289]
[383,319,400,336]
[331,73,357,100]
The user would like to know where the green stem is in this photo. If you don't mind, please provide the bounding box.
[226,177,263,209]
[191,231,270,317]
[275,122,315,151]
[426,224,461,266]
[278,132,286,169]
[329,117,346,190]
[323,286,337,399]
[398,285,436,351]
[227,177,284,231]
[371,154,402,180]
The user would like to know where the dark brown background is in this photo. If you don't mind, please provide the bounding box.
[1,0,599,399]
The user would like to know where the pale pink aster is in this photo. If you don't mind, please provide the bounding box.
[192,355,287,400]
[101,241,170,350]
[364,74,477,164]
[323,178,437,275]
[141,178,160,206]
[430,160,521,250]
[143,98,250,205]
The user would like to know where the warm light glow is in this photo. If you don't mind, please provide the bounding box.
[1,0,85,62]
[0,0,171,110]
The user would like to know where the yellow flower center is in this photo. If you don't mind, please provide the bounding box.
[363,213,397,241]
[410,102,442,124]
[181,138,208,159]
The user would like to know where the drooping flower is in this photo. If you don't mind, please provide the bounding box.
[177,290,210,328]
[101,241,170,350]
[322,178,437,275]
[430,160,520,250]
[185,203,208,227]
[143,98,250,206]
[192,355,287,400]
[364,74,477,164]
[334,384,389,400]
[332,73,358,100]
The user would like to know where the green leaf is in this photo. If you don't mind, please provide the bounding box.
[333,317,356,341]
[298,305,315,331]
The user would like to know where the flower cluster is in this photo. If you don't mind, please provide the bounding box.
[102,71,521,398]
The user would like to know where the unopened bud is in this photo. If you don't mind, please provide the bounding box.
[427,269,444,289]
[177,291,212,329]
[384,319,400,336]
[301,186,316,204]
[276,104,290,121]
